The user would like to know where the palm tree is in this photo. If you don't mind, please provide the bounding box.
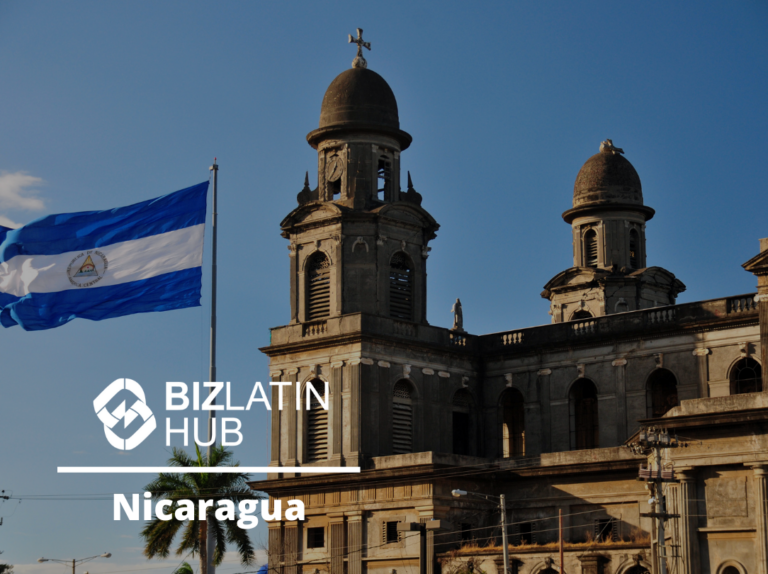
[140,445,258,574]
[173,563,195,574]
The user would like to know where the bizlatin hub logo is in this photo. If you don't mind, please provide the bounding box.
[92,378,329,450]
[83,378,344,527]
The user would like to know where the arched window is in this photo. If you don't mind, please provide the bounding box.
[377,155,392,200]
[392,380,414,454]
[571,310,593,320]
[570,379,599,449]
[306,252,331,320]
[730,357,762,394]
[305,380,328,462]
[584,229,598,267]
[452,389,473,455]
[625,566,650,574]
[647,369,679,417]
[500,388,525,458]
[389,252,413,321]
[629,229,639,268]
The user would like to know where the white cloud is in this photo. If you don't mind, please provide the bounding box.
[0,171,45,211]
[0,215,21,228]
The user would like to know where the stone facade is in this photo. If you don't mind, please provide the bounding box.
[250,58,768,574]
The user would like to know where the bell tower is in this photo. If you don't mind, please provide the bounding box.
[542,140,685,322]
[282,30,439,325]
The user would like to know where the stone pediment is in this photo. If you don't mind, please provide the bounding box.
[373,202,440,236]
[743,247,768,275]
[280,201,345,230]
[542,267,606,294]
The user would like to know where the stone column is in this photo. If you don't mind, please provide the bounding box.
[329,363,343,465]
[692,348,710,398]
[347,512,363,574]
[612,358,628,442]
[287,368,299,468]
[676,468,701,574]
[270,370,283,468]
[284,523,299,574]
[537,369,552,452]
[750,463,768,574]
[329,513,346,574]
[268,523,283,574]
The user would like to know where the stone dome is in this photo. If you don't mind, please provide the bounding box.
[573,148,643,208]
[319,67,399,130]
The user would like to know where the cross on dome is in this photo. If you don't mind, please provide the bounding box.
[348,28,371,68]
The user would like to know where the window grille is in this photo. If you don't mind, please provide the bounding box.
[392,381,413,454]
[501,389,525,458]
[307,253,331,320]
[593,518,618,542]
[629,229,639,268]
[389,252,413,320]
[306,390,328,461]
[306,527,325,549]
[584,229,598,267]
[570,379,599,449]
[382,521,402,544]
[731,357,763,394]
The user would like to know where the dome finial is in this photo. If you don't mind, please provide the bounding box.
[348,28,371,69]
[599,139,624,155]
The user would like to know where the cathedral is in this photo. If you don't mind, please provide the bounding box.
[249,37,768,574]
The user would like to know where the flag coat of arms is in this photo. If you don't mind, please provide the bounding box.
[0,181,208,331]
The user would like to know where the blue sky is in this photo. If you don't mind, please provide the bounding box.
[1,0,766,571]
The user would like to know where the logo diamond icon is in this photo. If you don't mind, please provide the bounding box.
[93,378,156,450]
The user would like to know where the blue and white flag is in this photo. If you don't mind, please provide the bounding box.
[0,181,208,331]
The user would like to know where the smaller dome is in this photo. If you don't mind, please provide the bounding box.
[573,147,643,208]
[319,67,399,130]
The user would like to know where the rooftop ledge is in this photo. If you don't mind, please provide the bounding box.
[263,293,758,357]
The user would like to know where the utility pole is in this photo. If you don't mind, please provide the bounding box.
[630,427,681,574]
[452,490,509,574]
[559,509,564,573]
[207,159,218,574]
[38,554,111,574]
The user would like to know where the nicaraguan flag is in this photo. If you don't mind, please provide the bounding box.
[0,181,208,331]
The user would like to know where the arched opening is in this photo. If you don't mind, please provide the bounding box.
[306,252,331,320]
[584,229,598,267]
[625,566,650,574]
[392,380,414,454]
[647,368,679,417]
[389,252,413,321]
[452,389,473,456]
[377,155,392,200]
[629,229,639,268]
[570,379,599,450]
[721,568,740,574]
[571,310,593,320]
[500,388,525,458]
[305,379,328,462]
[730,357,762,394]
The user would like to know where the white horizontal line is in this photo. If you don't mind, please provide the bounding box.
[57,466,361,474]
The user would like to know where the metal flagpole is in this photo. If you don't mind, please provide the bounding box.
[207,159,218,574]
